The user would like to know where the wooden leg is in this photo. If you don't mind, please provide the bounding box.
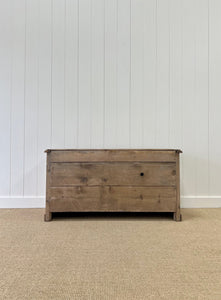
[173,212,182,222]
[44,212,52,222]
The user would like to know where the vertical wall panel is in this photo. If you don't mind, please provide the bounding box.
[10,0,26,196]
[209,0,221,195]
[78,0,92,148]
[169,0,182,149]
[24,0,39,195]
[51,0,65,148]
[195,0,209,196]
[130,0,144,147]
[64,0,79,148]
[116,0,130,147]
[155,0,170,148]
[37,0,52,196]
[104,0,118,148]
[91,0,105,148]
[182,0,196,196]
[143,0,156,148]
[0,1,12,195]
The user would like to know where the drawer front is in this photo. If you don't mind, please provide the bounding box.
[48,186,176,212]
[50,162,176,187]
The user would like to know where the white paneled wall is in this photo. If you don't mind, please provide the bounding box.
[0,0,221,208]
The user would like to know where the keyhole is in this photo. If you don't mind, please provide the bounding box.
[140,172,144,176]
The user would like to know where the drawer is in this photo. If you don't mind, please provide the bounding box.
[50,162,176,187]
[48,186,176,212]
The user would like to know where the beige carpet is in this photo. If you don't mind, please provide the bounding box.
[0,209,221,300]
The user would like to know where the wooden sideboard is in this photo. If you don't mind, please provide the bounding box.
[44,149,182,221]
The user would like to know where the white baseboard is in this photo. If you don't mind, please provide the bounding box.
[0,196,45,208]
[181,196,221,208]
[0,196,221,208]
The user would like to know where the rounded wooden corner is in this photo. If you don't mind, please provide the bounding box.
[176,149,183,154]
[44,149,51,153]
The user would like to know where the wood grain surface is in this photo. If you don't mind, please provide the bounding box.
[48,186,176,212]
[50,162,176,187]
[46,149,180,163]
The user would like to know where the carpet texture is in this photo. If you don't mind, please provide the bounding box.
[0,209,221,300]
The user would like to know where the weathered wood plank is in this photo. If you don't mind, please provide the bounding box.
[50,162,176,187]
[48,186,176,212]
[47,149,180,162]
